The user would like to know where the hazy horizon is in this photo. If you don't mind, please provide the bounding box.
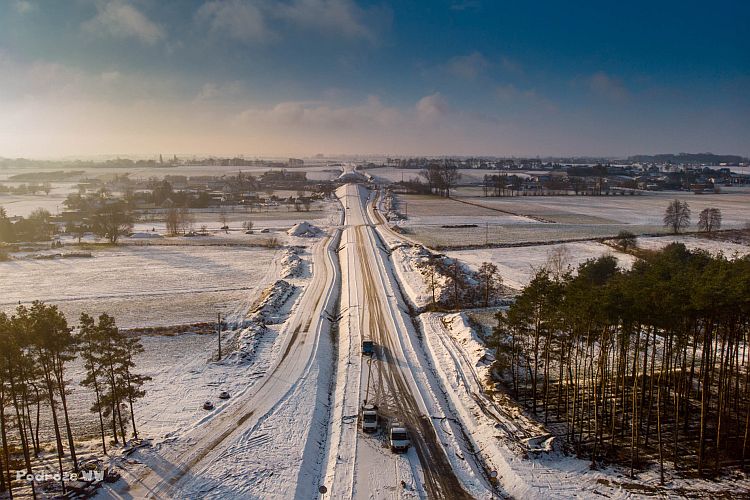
[1,1,748,158]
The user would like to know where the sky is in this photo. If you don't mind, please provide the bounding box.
[0,0,748,158]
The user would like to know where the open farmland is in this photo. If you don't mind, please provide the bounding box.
[0,245,279,328]
[636,234,750,257]
[447,241,637,290]
[365,166,519,185]
[0,185,73,217]
[454,187,750,227]
[394,187,749,248]
[0,162,342,183]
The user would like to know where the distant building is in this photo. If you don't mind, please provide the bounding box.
[288,158,304,167]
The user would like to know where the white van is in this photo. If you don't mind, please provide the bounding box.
[389,422,410,452]
[361,404,378,433]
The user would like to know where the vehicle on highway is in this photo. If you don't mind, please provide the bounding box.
[362,339,374,356]
[203,401,214,410]
[361,404,378,433]
[389,421,410,452]
[219,391,230,400]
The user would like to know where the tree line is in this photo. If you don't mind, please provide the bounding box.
[0,183,53,196]
[419,255,504,310]
[0,303,148,496]
[492,243,750,479]
[663,200,722,234]
[0,200,134,245]
[419,164,462,197]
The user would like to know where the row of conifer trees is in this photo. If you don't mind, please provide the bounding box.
[0,302,149,496]
[493,243,750,479]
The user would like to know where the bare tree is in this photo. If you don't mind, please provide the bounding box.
[179,206,194,234]
[67,221,88,244]
[663,199,690,234]
[545,245,572,280]
[93,203,133,244]
[219,208,229,233]
[615,230,637,251]
[439,165,461,197]
[697,207,721,233]
[165,207,180,236]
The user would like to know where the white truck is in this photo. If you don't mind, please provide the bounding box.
[389,421,410,452]
[361,404,378,433]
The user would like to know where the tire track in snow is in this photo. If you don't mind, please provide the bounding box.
[120,233,340,499]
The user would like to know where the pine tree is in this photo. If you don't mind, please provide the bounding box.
[120,336,151,440]
[79,313,109,454]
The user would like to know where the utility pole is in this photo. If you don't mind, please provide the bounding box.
[217,312,222,361]
[485,222,489,245]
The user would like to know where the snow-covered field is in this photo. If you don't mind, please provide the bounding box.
[456,188,750,227]
[0,163,341,182]
[0,245,279,328]
[364,167,531,185]
[6,178,748,499]
[636,234,750,257]
[0,190,71,217]
[393,188,750,248]
[406,222,662,248]
[447,242,637,289]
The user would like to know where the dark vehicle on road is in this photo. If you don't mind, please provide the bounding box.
[362,339,374,356]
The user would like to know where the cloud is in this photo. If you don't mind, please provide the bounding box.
[195,0,388,44]
[495,84,557,112]
[443,52,489,80]
[196,81,245,101]
[589,71,629,101]
[0,53,183,105]
[238,95,403,129]
[100,70,121,82]
[82,1,165,45]
[276,0,384,43]
[13,1,35,14]
[499,55,522,74]
[196,0,272,43]
[416,92,450,121]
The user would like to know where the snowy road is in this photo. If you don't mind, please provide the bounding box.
[108,231,341,499]
[103,182,496,499]
[324,184,492,499]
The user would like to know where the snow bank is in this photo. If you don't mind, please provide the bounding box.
[279,247,305,278]
[287,221,324,237]
[442,313,495,379]
[219,279,298,363]
[246,279,296,325]
[391,243,506,310]
[225,322,270,362]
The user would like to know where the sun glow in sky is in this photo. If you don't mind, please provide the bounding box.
[1,0,748,158]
